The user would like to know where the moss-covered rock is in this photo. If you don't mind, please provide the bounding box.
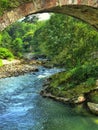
[43,64,98,104]
[88,90,98,103]
[87,102,98,115]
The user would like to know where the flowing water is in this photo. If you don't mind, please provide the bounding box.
[0,67,98,130]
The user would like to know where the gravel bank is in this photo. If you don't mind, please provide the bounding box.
[0,60,39,79]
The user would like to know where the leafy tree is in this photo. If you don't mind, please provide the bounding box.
[33,14,98,68]
[0,21,44,58]
[0,31,12,49]
[12,38,24,57]
[0,47,14,59]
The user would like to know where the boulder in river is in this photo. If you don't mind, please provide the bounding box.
[71,94,86,104]
[87,102,98,115]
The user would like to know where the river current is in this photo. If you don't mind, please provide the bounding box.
[0,66,98,130]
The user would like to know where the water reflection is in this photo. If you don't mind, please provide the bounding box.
[0,67,98,130]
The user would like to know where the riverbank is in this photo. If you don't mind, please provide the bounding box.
[1,59,98,115]
[0,59,42,79]
[1,67,97,130]
[41,78,98,115]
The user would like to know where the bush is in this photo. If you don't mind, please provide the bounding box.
[50,64,98,90]
[0,47,14,59]
[49,64,98,98]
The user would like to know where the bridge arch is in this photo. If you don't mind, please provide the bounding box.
[0,0,98,31]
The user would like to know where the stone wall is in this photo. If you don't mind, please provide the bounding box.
[0,0,98,31]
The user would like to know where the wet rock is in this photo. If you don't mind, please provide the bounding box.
[41,89,70,103]
[87,102,98,115]
[72,95,86,104]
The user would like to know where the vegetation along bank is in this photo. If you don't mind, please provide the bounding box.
[0,13,98,115]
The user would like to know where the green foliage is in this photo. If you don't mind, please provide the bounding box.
[85,78,95,87]
[34,14,98,68]
[2,13,97,64]
[50,64,98,89]
[0,47,14,59]
[0,20,43,58]
[89,91,98,103]
[0,0,32,15]
[12,38,24,57]
[49,64,98,98]
[0,13,98,99]
[32,14,98,99]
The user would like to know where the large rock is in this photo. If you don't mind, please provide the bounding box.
[71,94,86,104]
[87,102,98,115]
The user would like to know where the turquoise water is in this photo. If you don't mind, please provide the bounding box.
[0,67,98,130]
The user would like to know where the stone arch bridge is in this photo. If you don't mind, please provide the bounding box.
[0,0,98,31]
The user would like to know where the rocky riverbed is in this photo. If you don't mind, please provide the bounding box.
[1,59,98,116]
[0,59,41,79]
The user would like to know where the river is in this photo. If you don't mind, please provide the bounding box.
[0,66,98,130]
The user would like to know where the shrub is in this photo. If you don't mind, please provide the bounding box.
[0,47,14,59]
[50,64,98,90]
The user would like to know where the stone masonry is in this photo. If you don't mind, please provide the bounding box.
[0,0,98,31]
